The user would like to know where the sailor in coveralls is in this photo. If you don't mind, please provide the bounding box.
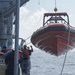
[20,45,33,75]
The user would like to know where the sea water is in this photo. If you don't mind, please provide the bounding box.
[30,49,75,75]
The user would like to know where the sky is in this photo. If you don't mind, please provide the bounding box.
[19,0,75,46]
[18,1,75,74]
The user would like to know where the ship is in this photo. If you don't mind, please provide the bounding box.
[31,12,75,56]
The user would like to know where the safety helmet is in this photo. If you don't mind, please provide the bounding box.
[2,45,7,49]
[24,44,27,47]
[21,46,24,49]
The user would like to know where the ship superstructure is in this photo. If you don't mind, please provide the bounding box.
[0,0,29,49]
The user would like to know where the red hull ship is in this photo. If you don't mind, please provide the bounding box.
[31,12,75,56]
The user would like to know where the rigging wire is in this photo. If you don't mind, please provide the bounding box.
[60,23,71,75]
[53,0,71,75]
[54,0,58,12]
[25,35,31,40]
[25,35,31,45]
[54,0,70,74]
[55,0,56,8]
[27,41,31,45]
[60,50,68,75]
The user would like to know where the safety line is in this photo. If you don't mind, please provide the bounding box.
[60,24,71,75]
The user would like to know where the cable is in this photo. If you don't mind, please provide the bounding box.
[55,0,56,8]
[24,35,32,45]
[60,23,71,75]
[25,35,31,40]
[54,0,58,12]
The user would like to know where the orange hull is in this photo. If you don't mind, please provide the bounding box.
[31,24,75,56]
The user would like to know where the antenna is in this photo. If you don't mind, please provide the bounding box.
[54,0,58,12]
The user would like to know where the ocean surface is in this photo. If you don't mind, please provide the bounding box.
[30,49,75,75]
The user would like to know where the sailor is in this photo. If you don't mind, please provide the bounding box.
[20,45,33,75]
[0,46,6,75]
[1,46,12,58]
[5,50,14,75]
[27,45,33,75]
[20,45,29,75]
[4,49,22,75]
[1,45,8,53]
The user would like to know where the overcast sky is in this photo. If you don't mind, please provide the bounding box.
[19,0,75,46]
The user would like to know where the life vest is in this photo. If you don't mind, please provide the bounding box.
[0,52,4,56]
[22,49,29,55]
[1,49,8,53]
[18,50,22,60]
[22,49,29,59]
